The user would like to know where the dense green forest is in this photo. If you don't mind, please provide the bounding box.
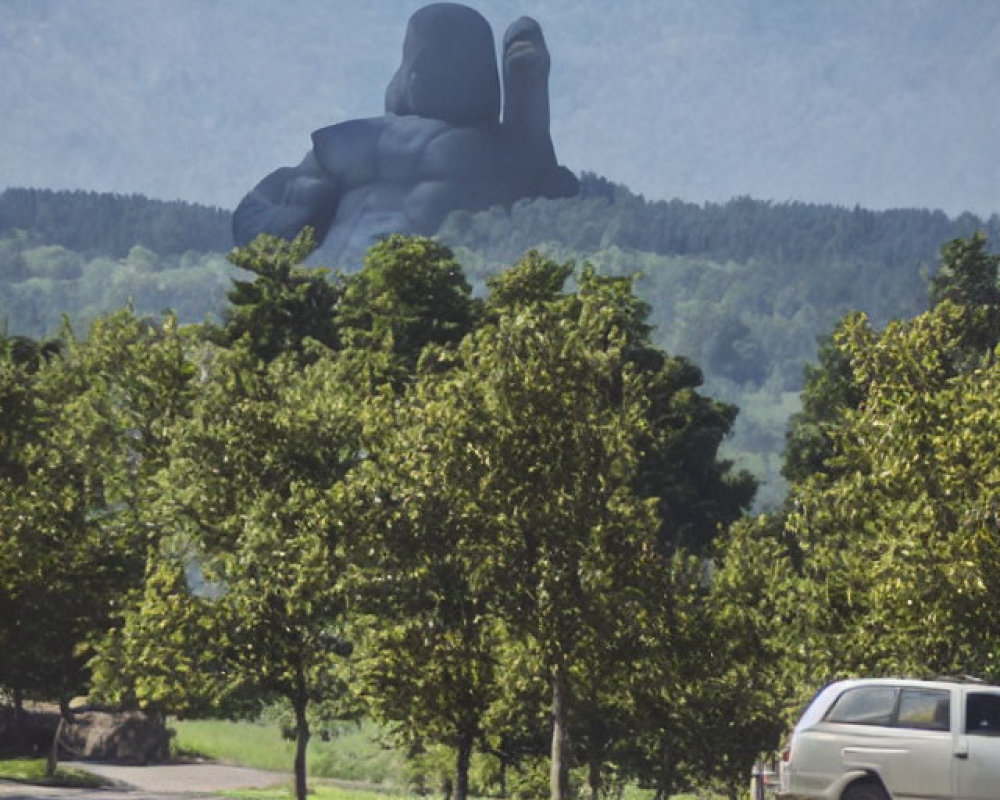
[2,183,996,505]
[0,189,240,343]
[0,187,232,256]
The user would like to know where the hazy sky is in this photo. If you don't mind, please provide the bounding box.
[2,0,998,216]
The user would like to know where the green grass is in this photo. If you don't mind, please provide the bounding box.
[221,785,416,800]
[171,719,721,800]
[171,718,407,785]
[0,757,109,788]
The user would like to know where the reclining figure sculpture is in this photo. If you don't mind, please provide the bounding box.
[232,2,578,265]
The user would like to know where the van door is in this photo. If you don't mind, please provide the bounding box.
[824,686,953,799]
[868,688,953,799]
[954,690,1000,800]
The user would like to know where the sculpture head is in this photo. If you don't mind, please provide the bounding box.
[384,3,501,126]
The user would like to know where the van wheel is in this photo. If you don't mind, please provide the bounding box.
[843,780,889,800]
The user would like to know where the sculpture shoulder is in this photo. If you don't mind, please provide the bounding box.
[311,116,443,177]
[311,118,389,183]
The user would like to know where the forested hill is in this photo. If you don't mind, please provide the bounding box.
[2,182,996,506]
[4,180,995,277]
[0,187,232,257]
[441,173,999,278]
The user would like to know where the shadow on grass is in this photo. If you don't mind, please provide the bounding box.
[0,757,111,788]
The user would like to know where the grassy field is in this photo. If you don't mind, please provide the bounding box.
[224,787,416,800]
[171,718,408,785]
[169,718,712,800]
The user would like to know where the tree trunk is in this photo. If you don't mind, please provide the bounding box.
[654,741,675,800]
[46,717,64,778]
[550,663,570,800]
[46,698,75,778]
[292,695,310,800]
[454,731,473,800]
[588,751,602,800]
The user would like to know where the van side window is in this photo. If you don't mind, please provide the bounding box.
[896,689,950,731]
[966,693,1000,735]
[825,686,897,726]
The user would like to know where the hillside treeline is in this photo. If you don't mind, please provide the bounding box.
[443,173,1000,270]
[0,187,232,257]
[441,175,998,387]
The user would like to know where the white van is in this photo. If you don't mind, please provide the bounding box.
[778,677,1000,800]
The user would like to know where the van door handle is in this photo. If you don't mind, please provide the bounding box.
[954,752,969,760]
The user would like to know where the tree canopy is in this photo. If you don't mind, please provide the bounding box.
[718,233,1000,719]
[15,230,1000,798]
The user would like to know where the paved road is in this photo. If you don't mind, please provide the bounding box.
[0,762,289,800]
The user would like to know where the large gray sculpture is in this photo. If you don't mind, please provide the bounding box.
[232,3,578,265]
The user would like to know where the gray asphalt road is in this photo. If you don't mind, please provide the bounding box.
[0,762,289,799]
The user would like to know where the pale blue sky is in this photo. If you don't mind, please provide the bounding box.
[2,0,998,216]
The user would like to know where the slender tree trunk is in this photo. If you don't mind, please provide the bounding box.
[550,663,570,800]
[11,687,25,746]
[454,730,473,800]
[46,718,64,778]
[588,751,602,800]
[292,695,310,800]
[654,741,674,800]
[46,698,74,778]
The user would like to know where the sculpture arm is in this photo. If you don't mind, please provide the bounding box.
[231,151,340,247]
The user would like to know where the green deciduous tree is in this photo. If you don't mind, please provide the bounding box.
[929,232,1000,310]
[213,229,343,362]
[786,303,1000,677]
[343,251,755,800]
[94,341,361,800]
[336,235,479,384]
[928,231,1000,363]
[781,318,864,484]
[0,311,194,772]
[785,233,1000,486]
[720,292,1000,726]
